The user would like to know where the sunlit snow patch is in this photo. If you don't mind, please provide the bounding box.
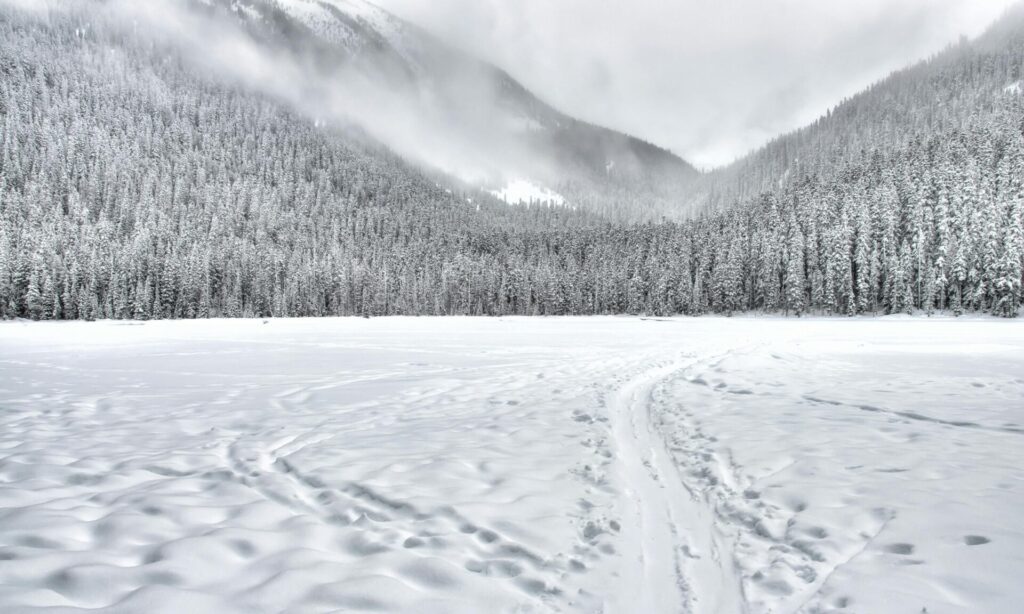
[489,179,565,206]
[502,115,545,133]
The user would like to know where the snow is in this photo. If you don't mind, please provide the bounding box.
[316,0,426,75]
[0,317,1022,613]
[271,0,362,49]
[503,115,545,133]
[232,2,262,21]
[324,0,392,26]
[489,179,565,206]
[269,0,411,59]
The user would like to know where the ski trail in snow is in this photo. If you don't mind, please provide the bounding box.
[4,319,1023,613]
[608,355,746,614]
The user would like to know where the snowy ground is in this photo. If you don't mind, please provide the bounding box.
[0,317,1021,614]
[489,179,566,206]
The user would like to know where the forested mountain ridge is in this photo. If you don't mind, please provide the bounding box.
[0,1,1021,319]
[197,0,699,219]
[690,2,1024,213]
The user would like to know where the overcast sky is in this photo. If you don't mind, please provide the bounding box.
[376,0,1017,169]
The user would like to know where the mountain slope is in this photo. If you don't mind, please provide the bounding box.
[689,2,1024,212]
[199,0,698,219]
[0,0,1020,321]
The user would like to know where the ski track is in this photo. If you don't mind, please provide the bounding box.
[608,353,749,614]
[0,317,1022,613]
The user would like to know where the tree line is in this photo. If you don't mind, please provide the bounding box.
[1,4,1021,320]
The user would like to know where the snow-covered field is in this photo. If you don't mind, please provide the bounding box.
[0,317,1021,614]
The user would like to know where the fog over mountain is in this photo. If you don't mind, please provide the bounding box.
[380,0,1018,168]
[2,3,1024,614]
[92,0,697,218]
[1,0,1022,322]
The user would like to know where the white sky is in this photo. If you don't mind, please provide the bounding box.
[376,0,1018,169]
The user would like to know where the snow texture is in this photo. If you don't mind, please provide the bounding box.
[272,0,421,70]
[489,179,566,206]
[0,317,1022,613]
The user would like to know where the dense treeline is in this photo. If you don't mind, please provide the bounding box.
[1,4,1022,319]
[690,8,1024,213]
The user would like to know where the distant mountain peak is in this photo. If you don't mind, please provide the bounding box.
[193,0,697,218]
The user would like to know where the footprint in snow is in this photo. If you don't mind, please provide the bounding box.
[883,543,915,555]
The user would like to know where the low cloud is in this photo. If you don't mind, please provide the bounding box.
[378,0,1017,168]
[20,0,539,185]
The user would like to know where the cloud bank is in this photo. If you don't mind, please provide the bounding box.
[378,0,1018,168]
[7,0,532,186]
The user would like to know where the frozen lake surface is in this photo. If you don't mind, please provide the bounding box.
[0,317,1021,613]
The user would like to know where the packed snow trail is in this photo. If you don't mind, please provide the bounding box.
[607,355,746,614]
[609,359,695,613]
[1,317,1022,613]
